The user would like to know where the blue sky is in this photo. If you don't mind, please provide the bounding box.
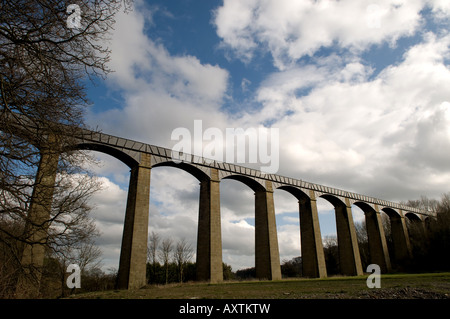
[83,0,450,272]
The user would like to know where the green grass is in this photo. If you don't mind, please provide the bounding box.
[68,272,450,299]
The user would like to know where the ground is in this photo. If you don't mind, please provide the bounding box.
[68,272,450,299]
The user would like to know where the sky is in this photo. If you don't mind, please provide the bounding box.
[81,0,450,272]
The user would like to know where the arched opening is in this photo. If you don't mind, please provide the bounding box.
[405,212,426,263]
[350,204,368,270]
[152,161,210,183]
[316,196,339,275]
[405,212,425,240]
[379,209,393,261]
[70,142,139,169]
[380,209,394,250]
[64,146,138,282]
[274,186,307,278]
[381,207,412,268]
[70,143,140,279]
[219,178,255,278]
[221,175,281,280]
[353,202,391,273]
[318,194,362,276]
[147,165,201,284]
[82,151,131,274]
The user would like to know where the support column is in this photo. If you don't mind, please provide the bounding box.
[196,168,223,283]
[255,181,281,280]
[299,191,327,278]
[16,147,60,298]
[390,212,412,263]
[365,205,391,273]
[335,199,363,276]
[117,153,151,290]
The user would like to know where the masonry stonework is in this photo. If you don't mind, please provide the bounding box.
[3,114,433,292]
[117,153,151,289]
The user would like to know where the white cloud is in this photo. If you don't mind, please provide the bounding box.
[246,32,450,200]
[89,176,128,270]
[277,224,301,260]
[87,2,230,146]
[214,0,427,69]
[429,0,450,18]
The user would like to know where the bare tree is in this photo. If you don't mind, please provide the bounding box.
[0,218,21,298]
[354,221,370,269]
[437,193,450,214]
[322,235,337,249]
[322,235,339,275]
[48,173,102,256]
[354,221,368,244]
[173,238,194,283]
[147,232,160,265]
[147,231,160,283]
[0,0,132,297]
[52,237,103,297]
[159,238,172,285]
[404,196,439,213]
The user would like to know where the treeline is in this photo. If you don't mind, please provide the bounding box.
[147,233,195,284]
[146,261,235,284]
[234,257,303,280]
[398,193,450,272]
[146,256,299,284]
[147,232,303,284]
[146,229,304,283]
[146,232,235,284]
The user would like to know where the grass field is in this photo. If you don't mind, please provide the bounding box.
[69,272,450,299]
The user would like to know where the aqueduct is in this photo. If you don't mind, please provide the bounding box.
[2,113,433,290]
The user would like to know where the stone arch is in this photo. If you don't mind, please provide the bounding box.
[320,194,347,208]
[68,142,139,168]
[382,207,402,219]
[353,201,376,215]
[277,185,311,201]
[221,174,266,192]
[152,161,210,182]
[405,212,422,222]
